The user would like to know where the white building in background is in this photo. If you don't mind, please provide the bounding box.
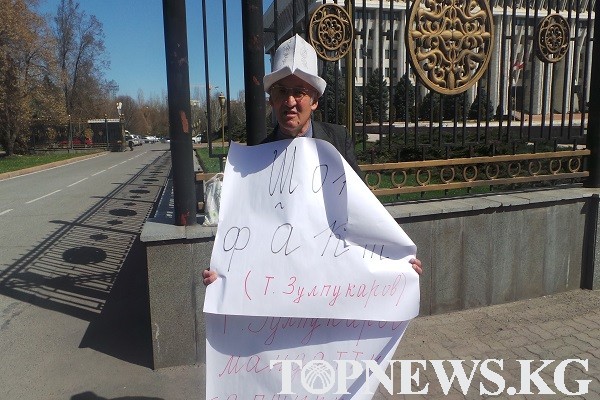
[264,0,595,115]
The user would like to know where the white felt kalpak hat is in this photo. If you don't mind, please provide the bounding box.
[263,34,327,97]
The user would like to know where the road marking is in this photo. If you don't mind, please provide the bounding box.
[92,169,107,176]
[67,177,88,187]
[0,209,13,216]
[107,164,119,170]
[25,189,61,204]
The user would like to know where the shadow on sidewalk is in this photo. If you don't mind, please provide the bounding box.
[79,237,153,368]
[0,151,172,368]
[71,392,163,400]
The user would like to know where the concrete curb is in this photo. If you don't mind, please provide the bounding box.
[0,151,108,181]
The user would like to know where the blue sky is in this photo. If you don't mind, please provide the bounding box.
[37,1,273,101]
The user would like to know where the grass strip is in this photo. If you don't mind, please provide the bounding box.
[0,152,101,174]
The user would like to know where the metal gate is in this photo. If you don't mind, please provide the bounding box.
[165,0,598,210]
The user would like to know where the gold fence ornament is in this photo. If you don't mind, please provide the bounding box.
[358,150,589,196]
[536,14,570,63]
[308,4,354,62]
[406,0,494,95]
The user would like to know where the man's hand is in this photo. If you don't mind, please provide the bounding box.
[411,258,423,275]
[203,269,218,286]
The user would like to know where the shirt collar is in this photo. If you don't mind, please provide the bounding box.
[276,121,313,140]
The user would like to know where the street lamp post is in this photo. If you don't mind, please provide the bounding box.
[144,106,150,135]
[120,113,125,151]
[218,94,226,171]
[206,84,219,141]
[31,115,36,149]
[104,114,108,151]
[218,94,226,148]
[116,102,123,151]
[68,114,72,151]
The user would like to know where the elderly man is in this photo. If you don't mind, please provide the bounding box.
[203,34,422,285]
[261,34,362,177]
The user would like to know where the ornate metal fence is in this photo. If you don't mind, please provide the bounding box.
[262,0,594,200]
[183,1,596,203]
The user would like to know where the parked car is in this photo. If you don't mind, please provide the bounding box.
[192,134,203,144]
[124,135,134,148]
[125,135,142,147]
[131,135,142,146]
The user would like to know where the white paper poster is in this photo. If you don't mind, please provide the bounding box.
[204,138,419,399]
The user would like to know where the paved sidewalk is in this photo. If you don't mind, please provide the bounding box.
[386,289,600,399]
[2,279,598,399]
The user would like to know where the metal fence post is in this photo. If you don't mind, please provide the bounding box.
[162,0,197,225]
[346,0,354,135]
[582,194,599,289]
[586,0,600,187]
[241,0,266,145]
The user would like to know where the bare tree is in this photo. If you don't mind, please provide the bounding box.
[146,93,169,137]
[134,92,170,137]
[53,0,108,122]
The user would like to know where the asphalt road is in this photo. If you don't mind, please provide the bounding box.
[0,144,205,399]
[0,147,161,266]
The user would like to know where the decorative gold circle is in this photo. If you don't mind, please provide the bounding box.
[568,157,581,172]
[391,170,408,187]
[549,159,562,174]
[309,4,354,62]
[536,14,570,63]
[406,0,494,95]
[416,169,431,186]
[463,165,478,182]
[440,167,456,184]
[365,172,382,190]
[485,164,500,179]
[508,162,521,178]
[528,160,542,176]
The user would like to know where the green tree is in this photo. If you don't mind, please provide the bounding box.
[317,63,363,125]
[393,73,416,122]
[365,68,389,121]
[364,105,373,124]
[318,63,343,124]
[419,92,441,121]
[419,91,466,121]
[337,102,346,126]
[468,88,494,121]
[353,90,363,122]
[443,92,467,121]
